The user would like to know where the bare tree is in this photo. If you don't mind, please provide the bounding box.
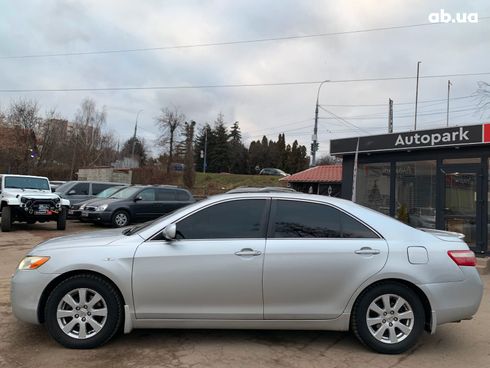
[155,107,185,174]
[68,98,116,178]
[6,99,41,174]
[476,81,490,117]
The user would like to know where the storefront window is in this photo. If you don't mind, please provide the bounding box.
[395,161,436,228]
[356,163,391,215]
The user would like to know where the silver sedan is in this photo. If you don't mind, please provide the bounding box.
[11,193,483,354]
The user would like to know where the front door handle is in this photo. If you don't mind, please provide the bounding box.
[355,247,381,255]
[235,248,262,256]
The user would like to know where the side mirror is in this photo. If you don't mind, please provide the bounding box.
[162,224,176,241]
[68,189,76,195]
[134,196,143,202]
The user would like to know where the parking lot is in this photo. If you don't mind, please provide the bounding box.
[0,220,488,368]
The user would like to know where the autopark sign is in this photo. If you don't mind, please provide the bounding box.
[330,124,490,155]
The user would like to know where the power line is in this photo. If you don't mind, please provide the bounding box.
[319,94,475,107]
[2,71,490,93]
[3,18,489,60]
[318,106,371,134]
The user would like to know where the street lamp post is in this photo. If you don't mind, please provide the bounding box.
[312,80,330,167]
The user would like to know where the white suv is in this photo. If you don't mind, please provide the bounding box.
[0,174,70,232]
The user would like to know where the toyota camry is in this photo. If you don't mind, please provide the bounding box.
[10,193,483,354]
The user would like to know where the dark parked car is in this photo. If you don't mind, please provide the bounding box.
[259,168,289,177]
[80,185,195,227]
[55,181,127,205]
[69,185,128,219]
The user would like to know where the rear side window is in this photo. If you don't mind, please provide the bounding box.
[156,189,176,201]
[175,190,190,201]
[272,200,378,239]
[69,183,89,195]
[176,199,267,239]
[92,183,115,195]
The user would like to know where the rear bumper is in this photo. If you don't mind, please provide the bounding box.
[421,267,483,327]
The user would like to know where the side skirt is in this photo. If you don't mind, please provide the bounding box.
[130,314,351,332]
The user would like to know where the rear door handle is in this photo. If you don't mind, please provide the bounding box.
[235,248,262,256]
[355,247,381,255]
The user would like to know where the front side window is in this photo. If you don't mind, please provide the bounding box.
[272,200,377,239]
[176,199,267,239]
[138,189,156,201]
[69,183,89,195]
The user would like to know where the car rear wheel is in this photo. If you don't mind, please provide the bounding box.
[44,274,123,349]
[1,206,12,232]
[352,282,425,354]
[111,210,130,227]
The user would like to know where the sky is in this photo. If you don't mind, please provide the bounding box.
[0,0,489,157]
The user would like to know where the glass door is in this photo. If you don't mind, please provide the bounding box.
[441,166,482,249]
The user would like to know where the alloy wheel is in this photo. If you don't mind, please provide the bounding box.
[56,288,108,339]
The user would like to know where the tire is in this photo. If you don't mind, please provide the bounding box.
[111,210,130,228]
[44,274,123,349]
[57,207,67,230]
[351,282,425,354]
[1,206,12,232]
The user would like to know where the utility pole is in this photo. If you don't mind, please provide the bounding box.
[311,80,330,166]
[388,98,393,133]
[446,80,452,127]
[131,110,143,166]
[414,61,421,130]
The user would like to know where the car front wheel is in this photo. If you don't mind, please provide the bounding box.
[352,282,425,354]
[44,274,123,348]
[111,210,130,227]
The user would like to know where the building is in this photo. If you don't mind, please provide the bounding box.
[280,164,342,196]
[77,167,132,184]
[331,124,490,254]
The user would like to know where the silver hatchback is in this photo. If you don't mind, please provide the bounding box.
[11,193,483,354]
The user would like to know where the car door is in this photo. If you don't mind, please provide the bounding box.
[132,188,158,221]
[263,199,388,320]
[132,198,269,319]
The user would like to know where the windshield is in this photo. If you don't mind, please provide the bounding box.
[96,186,126,198]
[5,176,50,190]
[110,186,141,199]
[123,205,193,236]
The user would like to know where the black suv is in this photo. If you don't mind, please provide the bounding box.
[80,185,195,227]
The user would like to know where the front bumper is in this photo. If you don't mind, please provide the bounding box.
[80,210,113,224]
[11,270,59,324]
[421,266,483,327]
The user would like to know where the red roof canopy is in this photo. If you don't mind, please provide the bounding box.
[280,164,342,183]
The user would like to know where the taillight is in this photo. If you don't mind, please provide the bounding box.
[447,250,477,266]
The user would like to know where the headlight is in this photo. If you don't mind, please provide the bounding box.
[95,204,108,212]
[79,204,85,210]
[18,256,50,270]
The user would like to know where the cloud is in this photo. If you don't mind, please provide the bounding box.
[0,0,489,158]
